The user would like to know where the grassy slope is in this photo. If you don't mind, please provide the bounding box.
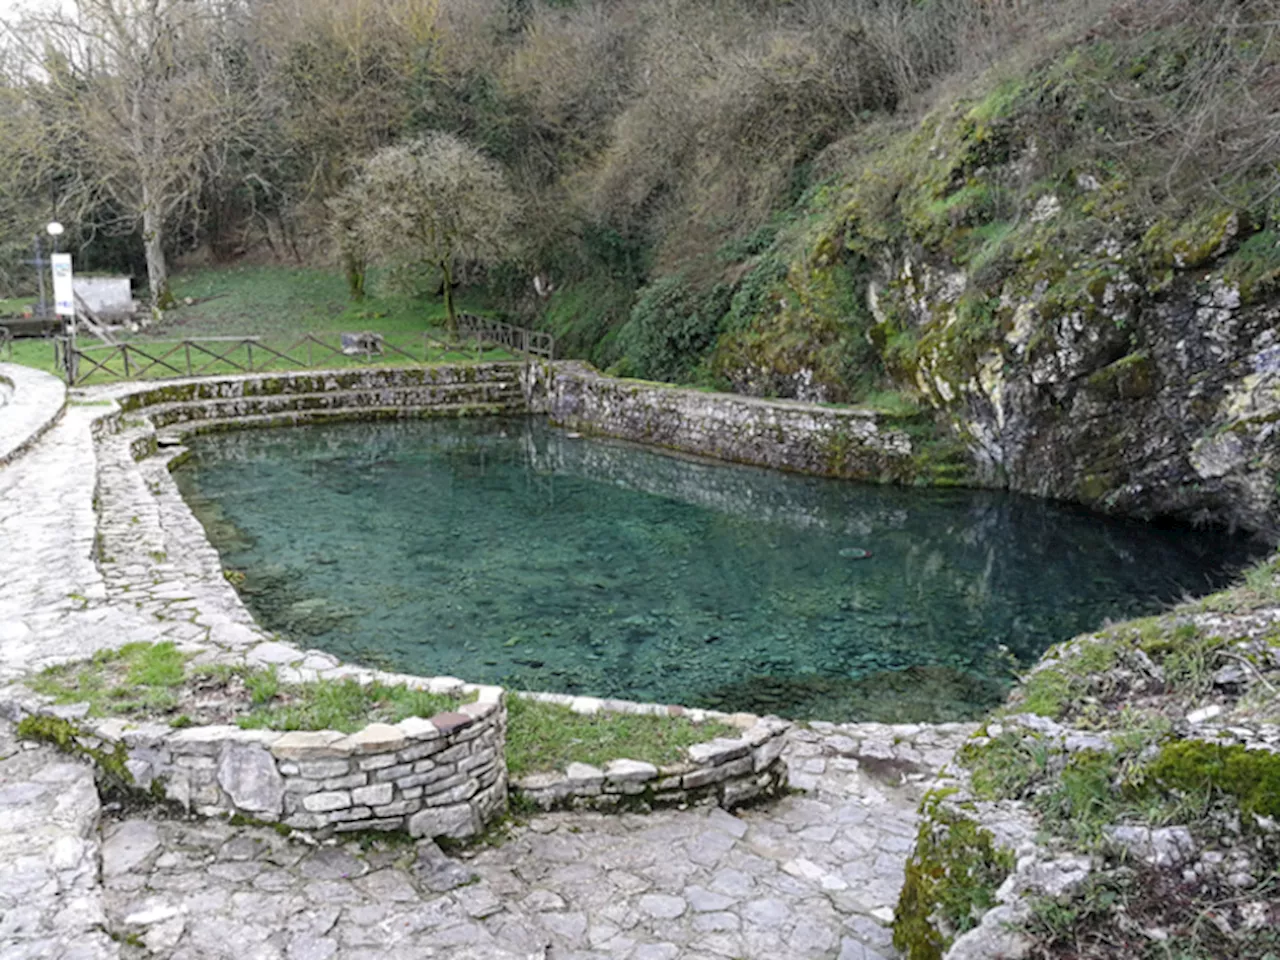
[163,265,498,338]
[2,265,515,379]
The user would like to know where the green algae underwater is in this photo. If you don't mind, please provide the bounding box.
[173,418,1260,722]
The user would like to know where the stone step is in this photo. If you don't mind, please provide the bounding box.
[159,401,524,440]
[146,382,526,428]
[116,363,527,410]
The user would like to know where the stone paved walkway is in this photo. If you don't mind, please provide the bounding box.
[95,721,969,960]
[0,379,976,959]
[0,720,117,959]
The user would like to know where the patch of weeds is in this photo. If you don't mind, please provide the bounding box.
[504,696,737,777]
[29,641,188,717]
[238,677,464,733]
[245,667,280,705]
[894,791,1016,960]
[227,812,293,839]
[223,569,246,586]
[1018,665,1075,718]
[1027,868,1280,960]
[148,550,168,564]
[959,731,1051,801]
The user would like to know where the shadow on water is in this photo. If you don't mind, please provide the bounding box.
[173,417,1265,722]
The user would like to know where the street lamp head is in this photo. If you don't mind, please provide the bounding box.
[46,222,65,237]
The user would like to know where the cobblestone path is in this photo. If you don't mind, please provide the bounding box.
[96,723,969,960]
[0,380,974,959]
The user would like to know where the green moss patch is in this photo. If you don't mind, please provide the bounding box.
[505,696,736,777]
[1150,741,1280,822]
[893,793,1016,960]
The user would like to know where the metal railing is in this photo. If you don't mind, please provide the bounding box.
[53,320,554,387]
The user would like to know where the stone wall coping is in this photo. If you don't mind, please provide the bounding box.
[0,363,66,466]
[509,715,793,812]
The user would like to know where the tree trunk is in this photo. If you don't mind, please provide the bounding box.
[441,258,457,337]
[344,251,366,301]
[142,191,173,316]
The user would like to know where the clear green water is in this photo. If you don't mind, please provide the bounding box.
[174,418,1259,723]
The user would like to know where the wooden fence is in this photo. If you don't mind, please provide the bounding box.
[53,317,554,387]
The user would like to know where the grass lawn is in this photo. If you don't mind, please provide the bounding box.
[3,337,60,374]
[0,296,36,316]
[163,264,497,338]
[505,695,737,777]
[2,264,516,380]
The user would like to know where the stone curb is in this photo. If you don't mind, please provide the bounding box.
[0,363,67,466]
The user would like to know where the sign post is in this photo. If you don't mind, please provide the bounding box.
[51,252,76,381]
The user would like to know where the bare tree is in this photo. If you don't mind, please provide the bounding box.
[10,0,254,312]
[339,133,518,334]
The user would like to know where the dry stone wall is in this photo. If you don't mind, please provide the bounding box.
[512,712,791,812]
[5,685,507,841]
[524,361,915,482]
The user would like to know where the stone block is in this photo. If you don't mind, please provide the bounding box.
[459,700,496,721]
[352,782,394,807]
[168,725,242,757]
[458,749,496,774]
[429,711,473,735]
[371,761,416,784]
[320,773,367,791]
[753,736,787,772]
[396,716,440,741]
[422,777,479,807]
[604,759,658,783]
[565,762,605,786]
[301,790,352,813]
[342,723,406,755]
[408,803,478,840]
[434,743,472,765]
[357,753,398,772]
[324,806,373,823]
[721,777,762,809]
[335,817,402,832]
[271,731,352,761]
[372,800,418,818]
[398,740,447,763]
[687,738,749,766]
[398,767,455,790]
[296,759,352,779]
[217,743,284,816]
[682,765,729,790]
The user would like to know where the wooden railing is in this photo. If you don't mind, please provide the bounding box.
[54,320,554,387]
[456,314,555,360]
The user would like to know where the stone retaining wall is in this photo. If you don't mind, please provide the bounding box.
[512,714,791,812]
[5,685,507,841]
[524,361,915,482]
[90,361,916,487]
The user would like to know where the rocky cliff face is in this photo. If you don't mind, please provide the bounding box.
[876,253,1280,533]
[700,26,1280,535]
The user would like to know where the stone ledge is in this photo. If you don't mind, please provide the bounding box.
[2,681,508,842]
[510,714,792,813]
[0,363,67,466]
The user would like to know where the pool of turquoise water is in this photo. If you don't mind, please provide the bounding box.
[173,418,1260,722]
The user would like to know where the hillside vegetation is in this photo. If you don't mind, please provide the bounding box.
[2,0,1278,527]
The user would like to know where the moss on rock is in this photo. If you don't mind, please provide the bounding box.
[893,791,1016,960]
